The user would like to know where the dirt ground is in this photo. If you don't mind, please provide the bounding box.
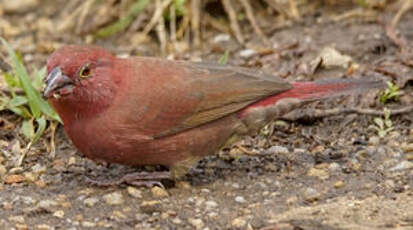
[0,2,412,230]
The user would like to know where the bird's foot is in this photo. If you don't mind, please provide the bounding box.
[85,171,170,188]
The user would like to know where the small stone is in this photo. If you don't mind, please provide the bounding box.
[112,210,127,219]
[15,224,28,230]
[369,136,380,146]
[82,221,96,228]
[389,161,413,171]
[151,186,168,198]
[83,197,99,207]
[9,215,25,223]
[172,217,182,224]
[213,34,231,43]
[37,200,58,210]
[205,200,218,209]
[4,174,24,184]
[235,196,246,203]
[311,145,325,153]
[35,180,47,188]
[103,192,124,205]
[328,162,341,172]
[176,181,191,189]
[188,218,204,230]
[31,164,47,174]
[266,146,289,155]
[402,143,413,153]
[68,157,76,165]
[304,188,321,202]
[36,224,51,230]
[319,47,352,69]
[21,196,36,205]
[0,164,7,176]
[53,210,64,218]
[127,186,142,198]
[232,217,247,228]
[3,0,39,14]
[239,49,256,58]
[307,168,329,180]
[140,200,162,214]
[334,181,345,188]
[407,153,413,161]
[286,196,298,205]
[23,172,38,182]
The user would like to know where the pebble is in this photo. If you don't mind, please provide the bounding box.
[23,172,38,182]
[304,188,321,202]
[0,165,6,176]
[31,164,47,174]
[4,174,24,184]
[319,47,352,68]
[53,210,64,218]
[9,215,25,223]
[188,218,204,230]
[402,143,413,153]
[239,49,256,58]
[232,217,247,228]
[369,136,380,146]
[82,221,97,228]
[3,0,39,14]
[307,168,329,180]
[36,224,51,230]
[83,197,99,207]
[213,34,231,43]
[127,186,143,198]
[151,186,168,198]
[103,192,124,205]
[266,146,289,155]
[37,200,58,210]
[334,181,345,189]
[235,196,246,203]
[205,200,218,209]
[140,200,162,214]
[172,217,182,224]
[329,162,341,172]
[389,161,413,171]
[15,224,28,230]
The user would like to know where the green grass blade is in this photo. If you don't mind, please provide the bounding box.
[95,0,149,38]
[0,38,61,123]
[1,37,41,117]
[8,96,28,107]
[33,117,47,143]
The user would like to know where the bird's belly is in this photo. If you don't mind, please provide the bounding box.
[65,115,239,167]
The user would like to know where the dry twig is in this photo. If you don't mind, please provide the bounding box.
[240,0,269,44]
[392,0,413,28]
[191,0,201,47]
[142,0,173,36]
[222,0,245,44]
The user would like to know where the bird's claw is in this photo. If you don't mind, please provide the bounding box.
[85,171,170,188]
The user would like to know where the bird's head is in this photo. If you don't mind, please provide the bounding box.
[44,45,118,103]
[44,45,121,122]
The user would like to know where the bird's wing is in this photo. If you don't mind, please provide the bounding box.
[124,59,292,138]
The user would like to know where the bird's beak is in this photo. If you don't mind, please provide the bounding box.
[43,67,74,99]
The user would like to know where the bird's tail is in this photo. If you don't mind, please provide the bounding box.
[251,78,385,108]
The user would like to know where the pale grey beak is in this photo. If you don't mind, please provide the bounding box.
[43,67,73,98]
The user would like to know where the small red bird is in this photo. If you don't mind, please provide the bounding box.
[44,45,383,186]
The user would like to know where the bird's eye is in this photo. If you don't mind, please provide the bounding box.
[80,64,91,78]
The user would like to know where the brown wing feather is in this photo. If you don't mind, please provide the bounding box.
[152,61,292,137]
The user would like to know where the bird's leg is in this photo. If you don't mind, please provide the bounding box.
[85,171,170,188]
